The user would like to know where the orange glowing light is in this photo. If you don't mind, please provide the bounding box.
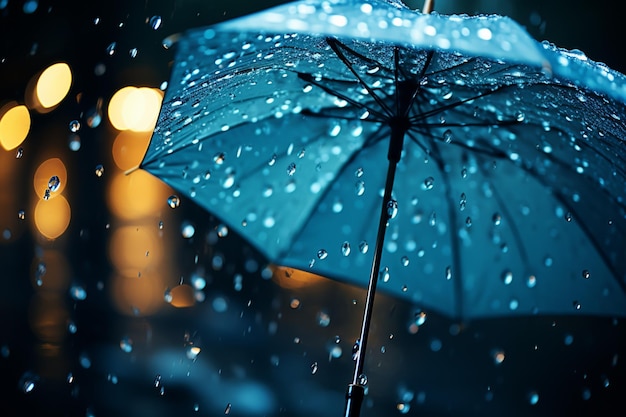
[33,195,71,239]
[33,158,67,199]
[26,62,72,112]
[108,225,162,277]
[107,170,171,220]
[168,284,195,308]
[272,265,326,289]
[110,272,165,316]
[28,292,69,344]
[0,102,31,150]
[108,86,163,132]
[111,130,152,171]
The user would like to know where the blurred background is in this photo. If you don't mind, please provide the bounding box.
[0,0,625,416]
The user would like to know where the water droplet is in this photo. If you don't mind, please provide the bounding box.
[17,210,25,220]
[106,42,116,56]
[48,175,60,192]
[461,167,467,179]
[69,120,81,133]
[465,217,472,227]
[423,176,434,190]
[216,224,229,237]
[387,199,398,219]
[16,147,23,158]
[341,241,351,256]
[268,154,277,166]
[501,270,513,285]
[120,337,133,353]
[287,162,296,176]
[527,274,537,288]
[19,372,39,394]
[181,222,195,238]
[380,266,390,282]
[445,266,452,280]
[167,195,180,208]
[401,256,409,267]
[492,213,502,226]
[565,211,573,222]
[310,362,318,374]
[213,152,225,164]
[302,84,313,93]
[359,241,369,254]
[94,164,104,177]
[129,48,138,58]
[459,193,466,210]
[70,285,87,301]
[317,311,331,327]
[357,373,368,386]
[493,350,505,364]
[224,403,232,415]
[317,249,328,260]
[573,300,581,310]
[528,391,539,405]
[355,180,365,196]
[68,134,81,151]
[355,167,364,177]
[582,269,590,279]
[443,129,453,143]
[158,220,164,230]
[149,15,162,30]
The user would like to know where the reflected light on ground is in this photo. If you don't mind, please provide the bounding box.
[0,102,31,150]
[108,225,162,277]
[33,158,67,199]
[272,265,326,289]
[33,195,71,240]
[26,62,72,112]
[107,170,170,220]
[108,87,163,132]
[111,130,152,171]
[110,271,165,316]
[168,284,195,308]
[28,292,69,345]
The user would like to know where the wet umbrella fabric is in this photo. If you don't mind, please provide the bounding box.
[140,0,626,414]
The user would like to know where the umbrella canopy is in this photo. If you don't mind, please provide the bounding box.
[141,0,626,320]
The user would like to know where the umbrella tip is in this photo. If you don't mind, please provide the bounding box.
[423,0,434,13]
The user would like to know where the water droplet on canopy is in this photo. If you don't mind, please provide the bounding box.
[167,195,180,208]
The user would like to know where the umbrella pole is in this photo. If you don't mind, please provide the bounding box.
[344,122,406,417]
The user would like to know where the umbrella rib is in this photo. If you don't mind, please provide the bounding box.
[297,72,389,121]
[325,37,394,118]
[408,126,509,159]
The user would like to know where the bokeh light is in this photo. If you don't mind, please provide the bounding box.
[108,86,163,132]
[110,271,165,317]
[26,62,73,112]
[33,195,71,239]
[111,130,152,171]
[0,102,31,150]
[168,284,195,308]
[107,170,171,220]
[108,225,162,277]
[33,158,67,200]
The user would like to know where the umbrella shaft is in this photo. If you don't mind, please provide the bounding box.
[352,157,399,384]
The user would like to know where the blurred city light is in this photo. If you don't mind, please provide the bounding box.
[33,157,67,200]
[0,101,31,151]
[26,62,73,113]
[108,86,163,132]
[33,195,71,240]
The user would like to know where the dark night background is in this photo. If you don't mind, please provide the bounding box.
[1,1,625,417]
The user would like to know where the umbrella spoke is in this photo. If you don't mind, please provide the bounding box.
[325,37,394,118]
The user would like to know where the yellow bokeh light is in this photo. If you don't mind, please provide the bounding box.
[35,63,72,109]
[108,225,162,277]
[108,86,163,132]
[0,102,31,150]
[110,272,165,316]
[107,170,170,220]
[33,194,71,239]
[111,130,152,171]
[168,284,195,308]
[33,158,67,199]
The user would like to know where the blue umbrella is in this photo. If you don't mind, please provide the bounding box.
[140,0,626,415]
